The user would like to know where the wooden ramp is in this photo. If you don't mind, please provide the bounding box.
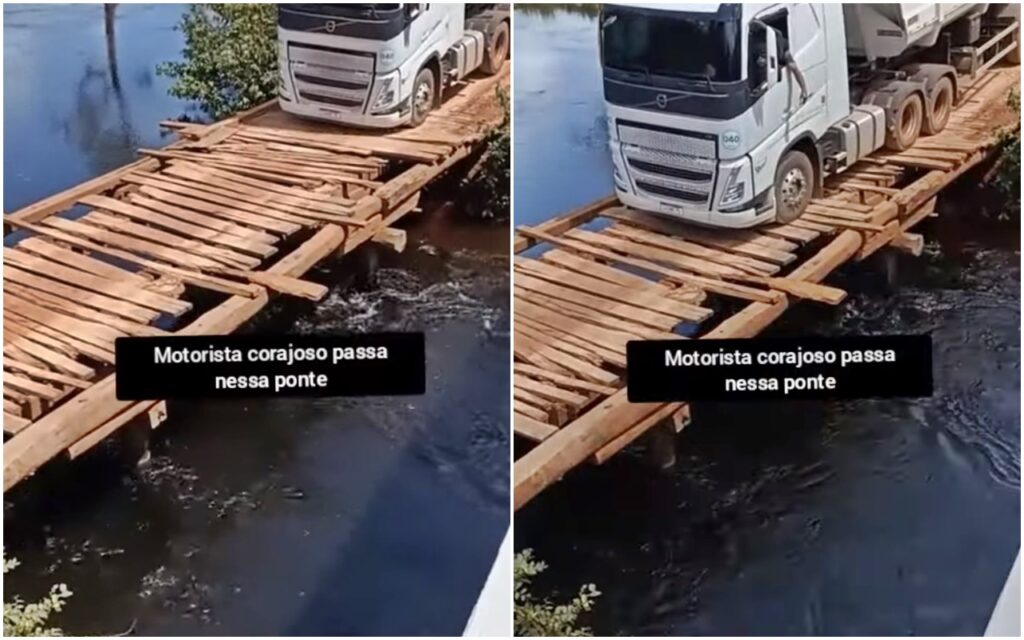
[2,68,509,490]
[513,66,1019,510]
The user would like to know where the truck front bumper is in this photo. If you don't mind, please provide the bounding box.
[278,97,409,129]
[615,189,776,229]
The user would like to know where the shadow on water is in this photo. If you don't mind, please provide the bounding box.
[513,9,1020,637]
[4,5,509,635]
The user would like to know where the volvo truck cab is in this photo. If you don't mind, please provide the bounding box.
[600,3,1017,228]
[278,4,509,128]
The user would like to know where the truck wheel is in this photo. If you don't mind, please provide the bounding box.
[774,150,814,224]
[481,21,509,76]
[885,93,924,151]
[923,77,954,135]
[409,67,436,127]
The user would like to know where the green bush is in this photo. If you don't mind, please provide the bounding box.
[462,87,510,220]
[158,4,278,120]
[4,553,72,637]
[995,91,1020,218]
[514,549,600,637]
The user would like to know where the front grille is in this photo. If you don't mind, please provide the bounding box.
[627,158,711,182]
[615,120,718,209]
[298,91,363,108]
[618,122,717,157]
[286,42,374,111]
[635,181,708,203]
[294,73,366,91]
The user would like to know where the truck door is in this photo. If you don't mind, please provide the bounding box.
[758,5,827,134]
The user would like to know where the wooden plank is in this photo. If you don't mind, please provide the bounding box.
[514,413,559,443]
[601,208,797,264]
[132,168,366,226]
[516,272,685,330]
[4,361,91,389]
[42,215,235,272]
[516,290,684,342]
[3,218,261,298]
[2,341,95,379]
[4,413,32,435]
[515,363,617,396]
[3,373,63,401]
[3,265,159,324]
[514,400,550,423]
[515,374,589,407]
[164,162,359,217]
[518,226,781,304]
[16,237,151,286]
[515,257,710,320]
[134,185,301,235]
[126,193,279,244]
[604,223,780,275]
[4,248,192,316]
[5,281,166,338]
[81,211,262,269]
[80,195,278,257]
[515,195,618,253]
[802,213,886,232]
[540,249,673,292]
[67,401,162,459]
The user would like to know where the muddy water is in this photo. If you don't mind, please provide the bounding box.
[514,7,1020,636]
[4,5,509,635]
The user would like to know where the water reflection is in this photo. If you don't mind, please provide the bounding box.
[3,3,185,211]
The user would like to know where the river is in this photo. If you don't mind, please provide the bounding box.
[3,4,509,635]
[513,6,1020,636]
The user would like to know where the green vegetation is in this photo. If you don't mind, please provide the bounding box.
[514,549,600,637]
[994,90,1020,219]
[158,4,278,120]
[4,553,72,636]
[462,87,510,220]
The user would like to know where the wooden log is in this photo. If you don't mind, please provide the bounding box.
[514,413,559,443]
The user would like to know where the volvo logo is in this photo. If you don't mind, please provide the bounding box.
[655,94,668,109]
[325,20,336,33]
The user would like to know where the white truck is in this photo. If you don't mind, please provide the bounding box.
[600,3,1020,228]
[277,3,509,128]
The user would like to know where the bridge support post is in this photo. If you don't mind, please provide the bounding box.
[646,421,677,470]
[118,402,167,468]
[882,250,900,288]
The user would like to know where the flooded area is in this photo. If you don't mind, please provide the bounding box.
[4,4,508,635]
[514,6,1019,636]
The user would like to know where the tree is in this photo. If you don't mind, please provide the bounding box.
[514,549,600,636]
[158,4,278,120]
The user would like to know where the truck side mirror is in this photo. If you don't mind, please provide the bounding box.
[765,26,779,90]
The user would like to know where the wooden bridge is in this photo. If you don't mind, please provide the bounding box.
[3,68,509,491]
[513,65,1020,510]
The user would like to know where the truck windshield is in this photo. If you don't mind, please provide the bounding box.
[601,6,742,85]
[282,5,401,20]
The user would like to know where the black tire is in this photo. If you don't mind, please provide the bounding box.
[774,150,814,224]
[409,67,436,127]
[481,21,509,76]
[923,76,954,135]
[885,93,924,151]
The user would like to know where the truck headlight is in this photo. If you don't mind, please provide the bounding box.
[720,167,746,208]
[372,77,396,111]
